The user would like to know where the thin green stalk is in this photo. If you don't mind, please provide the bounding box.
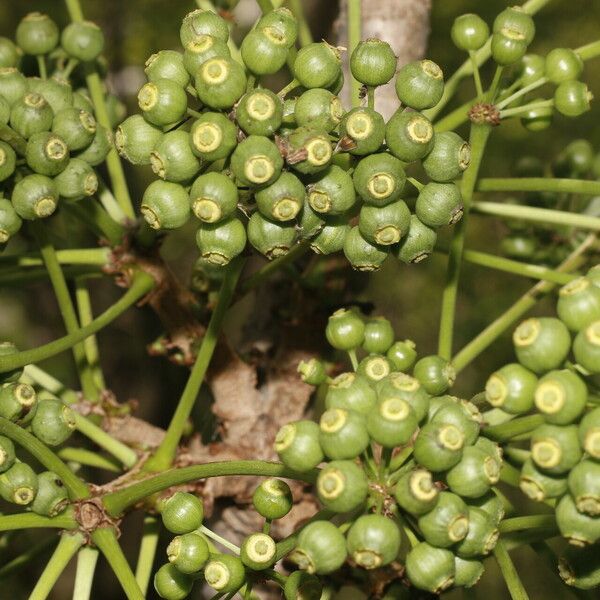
[103,461,319,517]
[23,365,80,405]
[438,124,492,359]
[0,511,77,532]
[347,0,362,108]
[500,99,553,119]
[434,97,474,132]
[0,418,89,499]
[0,265,102,287]
[63,201,125,246]
[134,516,160,596]
[469,50,484,99]
[31,222,98,400]
[37,55,47,79]
[0,248,110,267]
[57,447,121,472]
[500,461,522,487]
[484,414,545,443]
[348,348,359,370]
[97,179,128,225]
[144,258,245,472]
[75,278,106,391]
[257,0,273,12]
[73,547,99,600]
[504,446,530,465]
[29,532,85,600]
[367,86,375,109]
[92,527,144,600]
[472,200,600,231]
[452,233,595,373]
[73,412,138,468]
[499,515,556,534]
[477,177,600,196]
[196,0,243,64]
[0,536,56,579]
[493,539,530,600]
[496,77,548,110]
[287,0,313,47]
[388,448,413,475]
[0,271,155,373]
[199,525,241,554]
[577,38,600,60]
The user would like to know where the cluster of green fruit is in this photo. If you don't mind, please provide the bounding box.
[117,6,472,273]
[268,308,505,595]
[485,266,600,555]
[154,484,324,600]
[452,8,593,124]
[500,141,600,265]
[0,12,125,245]
[0,342,75,518]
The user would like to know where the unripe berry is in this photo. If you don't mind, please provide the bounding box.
[350,39,397,86]
[451,14,489,51]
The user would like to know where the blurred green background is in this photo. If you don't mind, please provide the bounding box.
[1,0,599,598]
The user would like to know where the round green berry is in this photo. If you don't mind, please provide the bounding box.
[195,57,247,109]
[196,216,247,266]
[183,35,231,78]
[359,200,411,246]
[285,126,333,175]
[340,107,385,156]
[414,422,464,472]
[283,571,322,600]
[151,130,201,182]
[116,115,163,166]
[385,110,435,162]
[346,514,401,569]
[31,397,76,446]
[247,212,296,260]
[456,507,499,558]
[11,174,58,220]
[0,38,20,69]
[485,362,537,414]
[451,14,490,51]
[30,471,69,517]
[530,423,582,475]
[418,491,470,548]
[415,182,464,228]
[319,408,369,460]
[396,215,437,264]
[316,459,368,513]
[241,31,288,76]
[290,520,347,575]
[0,140,16,183]
[556,493,600,546]
[231,135,283,187]
[10,92,53,138]
[545,48,583,84]
[26,132,70,177]
[0,197,21,243]
[52,107,97,151]
[422,131,471,182]
[16,12,59,56]
[154,563,193,600]
[362,317,395,354]
[293,42,342,89]
[54,158,98,201]
[241,532,277,570]
[519,457,567,502]
[145,50,190,87]
[343,226,388,272]
[405,542,455,594]
[557,277,600,332]
[255,172,305,222]
[0,68,27,106]
[350,39,397,86]
[180,9,229,47]
[554,80,592,117]
[352,152,406,206]
[573,320,600,374]
[141,180,190,230]
[367,396,418,448]
[413,355,455,395]
[326,308,364,351]
[325,372,376,415]
[190,112,237,161]
[167,532,209,574]
[274,420,323,472]
[61,21,105,62]
[534,369,587,425]
[386,340,417,371]
[236,89,283,137]
[395,60,444,110]
[0,435,16,474]
[75,125,112,166]
[491,33,527,66]
[493,6,535,45]
[394,468,439,516]
[138,78,187,127]
[308,165,356,215]
[294,88,344,133]
[252,478,293,520]
[0,461,38,506]
[446,446,501,499]
[189,172,238,224]
[160,491,204,535]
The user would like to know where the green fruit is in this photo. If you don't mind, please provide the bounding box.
[254,172,306,221]
[274,420,323,472]
[367,396,418,448]
[145,50,190,87]
[290,520,347,575]
[493,6,535,45]
[469,490,505,525]
[418,491,470,547]
[285,126,333,175]
[183,35,231,78]
[519,457,567,502]
[362,317,395,354]
[554,80,592,117]
[0,140,16,183]
[545,48,583,84]
[0,342,23,385]
[573,320,600,374]
[359,200,411,246]
[454,556,485,588]
[154,563,193,600]
[386,340,417,371]
[25,131,70,177]
[530,423,582,475]
[231,135,283,187]
[138,78,187,127]
[298,198,325,239]
[395,60,444,110]
[556,493,600,546]
[298,358,327,386]
[385,110,434,162]
[501,233,537,260]
[0,461,38,505]
[376,372,430,422]
[190,112,237,161]
[414,421,464,472]
[396,216,436,263]
[240,532,277,570]
[151,130,201,183]
[325,372,376,415]
[284,571,322,600]
[0,197,21,242]
[564,139,594,175]
[247,212,296,259]
[0,38,21,68]
[61,21,104,61]
[319,408,369,460]
[356,354,391,384]
[196,216,247,266]
[75,124,112,166]
[518,54,546,86]
[195,56,247,109]
[326,309,365,351]
[559,543,600,589]
[557,277,600,332]
[446,446,501,499]
[451,14,490,51]
[350,39,397,86]
[308,165,356,215]
[343,226,388,272]
[294,88,344,132]
[293,42,342,89]
[405,542,455,594]
[316,460,368,513]
[10,92,53,138]
[160,491,204,534]
[339,107,385,156]
[30,471,69,517]
[485,363,537,414]
[352,152,406,206]
[346,514,401,569]
[309,216,349,255]
[0,382,37,422]
[11,174,58,220]
[167,532,209,574]
[513,317,571,374]
[413,355,455,395]
[422,131,471,182]
[29,76,73,113]
[252,478,293,520]
[394,468,439,515]
[0,68,27,106]
[205,554,246,593]
[236,88,283,137]
[52,107,97,151]
[241,31,288,76]
[415,182,464,228]
[115,115,163,166]
[141,180,190,230]
[568,459,600,516]
[456,507,499,558]
[0,435,16,474]
[256,7,298,49]
[180,9,229,46]
[16,12,59,55]
[189,172,238,224]
[534,369,587,425]
[491,33,527,66]
[432,399,482,445]
[31,397,76,446]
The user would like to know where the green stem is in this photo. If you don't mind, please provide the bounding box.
[438,124,492,359]
[388,447,413,475]
[92,527,144,600]
[0,510,77,532]
[73,412,138,468]
[287,0,313,47]
[103,461,319,517]
[0,247,110,267]
[500,461,522,487]
[23,365,80,404]
[484,414,545,443]
[433,97,474,132]
[144,258,245,472]
[0,265,102,287]
[199,525,241,554]
[407,176,424,191]
[493,539,530,600]
[367,86,375,109]
[0,536,56,579]
[31,221,98,400]
[576,38,600,60]
[63,201,125,246]
[452,233,595,373]
[499,515,556,534]
[37,55,47,79]
[277,78,301,98]
[57,447,121,472]
[134,516,160,596]
[97,178,128,225]
[472,200,600,231]
[477,177,600,196]
[0,271,155,373]
[496,77,548,110]
[0,418,89,499]
[347,0,362,108]
[348,348,359,370]
[29,532,85,600]
[500,99,553,119]
[469,50,484,99]
[73,547,99,600]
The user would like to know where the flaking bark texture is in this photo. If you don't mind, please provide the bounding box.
[336,0,432,119]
